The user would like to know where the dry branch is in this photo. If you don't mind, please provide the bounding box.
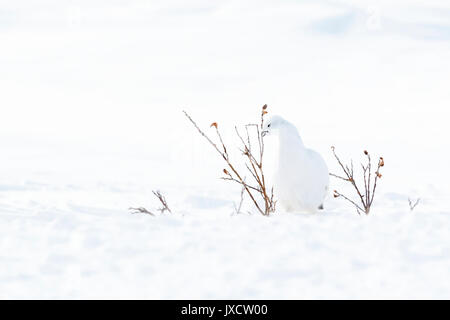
[129,190,171,216]
[232,184,246,215]
[153,190,172,213]
[408,198,420,211]
[183,105,275,215]
[129,207,155,216]
[330,147,384,215]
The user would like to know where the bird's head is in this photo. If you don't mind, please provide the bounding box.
[262,115,286,137]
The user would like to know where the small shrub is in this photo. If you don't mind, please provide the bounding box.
[330,147,384,215]
[184,105,276,216]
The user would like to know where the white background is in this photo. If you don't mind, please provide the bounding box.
[1,0,449,298]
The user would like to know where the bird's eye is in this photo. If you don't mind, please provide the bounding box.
[268,124,271,128]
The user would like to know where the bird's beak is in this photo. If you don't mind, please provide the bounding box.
[261,130,268,137]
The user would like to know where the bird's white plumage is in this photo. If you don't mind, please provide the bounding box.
[263,115,329,213]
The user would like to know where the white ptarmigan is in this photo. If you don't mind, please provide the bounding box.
[262,115,329,213]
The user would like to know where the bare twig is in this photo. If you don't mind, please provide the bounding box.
[221,176,261,192]
[331,147,384,215]
[129,207,155,216]
[329,172,351,182]
[129,190,171,216]
[232,184,246,215]
[333,191,364,215]
[408,198,420,211]
[152,190,172,213]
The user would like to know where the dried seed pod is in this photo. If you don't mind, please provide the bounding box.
[210,122,218,128]
[262,110,268,115]
[262,104,268,110]
[223,168,229,175]
[379,157,384,167]
[364,150,368,155]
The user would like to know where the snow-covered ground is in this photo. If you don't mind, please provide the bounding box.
[1,0,450,299]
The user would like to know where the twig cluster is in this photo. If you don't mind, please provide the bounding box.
[183,105,276,215]
[129,206,155,216]
[129,190,172,216]
[408,198,420,211]
[232,184,246,215]
[330,147,384,215]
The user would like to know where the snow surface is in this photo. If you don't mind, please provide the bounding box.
[1,0,450,299]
